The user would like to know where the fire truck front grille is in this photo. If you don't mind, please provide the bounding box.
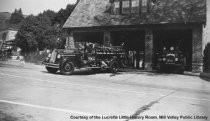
[166,54,175,63]
[50,51,57,63]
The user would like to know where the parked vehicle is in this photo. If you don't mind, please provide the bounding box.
[156,46,185,74]
[42,43,126,75]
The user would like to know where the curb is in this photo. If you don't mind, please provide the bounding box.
[0,60,43,69]
[0,60,22,66]
[0,61,203,77]
[184,71,200,77]
[121,69,200,77]
[200,72,210,79]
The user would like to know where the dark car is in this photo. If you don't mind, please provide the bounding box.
[156,47,185,74]
[42,43,126,75]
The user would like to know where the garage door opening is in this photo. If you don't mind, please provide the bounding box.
[111,30,145,68]
[153,29,192,71]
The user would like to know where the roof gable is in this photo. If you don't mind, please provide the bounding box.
[63,0,206,28]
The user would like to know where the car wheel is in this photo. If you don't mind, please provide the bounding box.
[46,67,58,74]
[110,61,119,73]
[60,61,75,75]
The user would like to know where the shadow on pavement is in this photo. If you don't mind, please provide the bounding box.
[41,69,123,76]
[121,70,180,76]
[200,77,210,82]
[0,111,18,121]
[145,72,182,76]
[41,68,183,77]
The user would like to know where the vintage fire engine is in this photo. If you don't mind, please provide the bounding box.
[156,46,185,74]
[42,42,126,75]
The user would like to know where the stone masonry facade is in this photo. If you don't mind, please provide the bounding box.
[64,0,207,72]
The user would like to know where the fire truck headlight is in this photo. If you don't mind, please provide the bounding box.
[48,54,52,58]
[158,58,162,61]
[57,54,61,59]
[163,58,166,61]
[45,57,50,61]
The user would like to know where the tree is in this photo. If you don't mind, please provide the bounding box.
[38,10,57,25]
[9,8,24,24]
[15,15,39,53]
[15,13,61,53]
[54,4,76,26]
[15,3,77,53]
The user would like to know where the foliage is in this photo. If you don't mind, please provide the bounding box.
[15,4,76,54]
[54,4,76,26]
[15,15,60,53]
[9,8,24,24]
[203,43,210,72]
[15,15,39,53]
[38,10,57,25]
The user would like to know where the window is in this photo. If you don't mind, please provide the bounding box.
[122,0,130,14]
[111,0,150,15]
[131,0,139,13]
[113,0,120,14]
[141,0,148,13]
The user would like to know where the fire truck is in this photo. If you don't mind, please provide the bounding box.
[156,46,185,74]
[42,42,126,75]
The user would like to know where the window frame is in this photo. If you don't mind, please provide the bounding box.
[121,0,131,14]
[113,0,121,14]
[111,0,149,15]
[141,0,148,13]
[131,0,140,14]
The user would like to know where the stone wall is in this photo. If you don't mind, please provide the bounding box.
[192,27,203,72]
[66,33,75,52]
[203,0,210,51]
[144,29,153,70]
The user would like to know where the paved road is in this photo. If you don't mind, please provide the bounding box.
[0,62,209,121]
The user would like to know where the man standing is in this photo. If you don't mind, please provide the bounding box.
[17,47,21,60]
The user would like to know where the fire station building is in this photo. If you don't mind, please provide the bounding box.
[63,0,207,72]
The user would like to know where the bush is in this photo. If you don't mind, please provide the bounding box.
[24,51,48,64]
[203,43,210,72]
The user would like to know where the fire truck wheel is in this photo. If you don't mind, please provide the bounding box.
[178,66,184,74]
[174,66,184,74]
[46,67,58,74]
[60,61,75,75]
[110,61,119,73]
[91,68,101,73]
[159,66,164,73]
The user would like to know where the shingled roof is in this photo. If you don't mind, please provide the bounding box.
[63,0,206,28]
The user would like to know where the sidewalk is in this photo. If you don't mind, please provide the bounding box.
[121,68,200,77]
[0,59,43,70]
[200,72,210,80]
